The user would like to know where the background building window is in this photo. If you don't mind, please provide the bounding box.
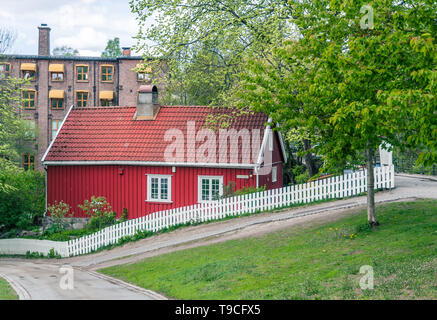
[198,176,223,202]
[23,154,35,171]
[272,166,277,183]
[0,63,11,79]
[76,65,89,81]
[76,92,88,107]
[101,99,113,107]
[137,72,151,82]
[23,70,35,81]
[51,98,63,110]
[147,175,172,202]
[51,72,64,81]
[51,120,62,140]
[101,65,113,82]
[23,90,36,109]
[24,119,35,139]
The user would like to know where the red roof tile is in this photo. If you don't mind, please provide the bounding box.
[43,106,269,165]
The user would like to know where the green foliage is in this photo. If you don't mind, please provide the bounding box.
[0,74,31,171]
[234,185,266,196]
[38,224,90,241]
[25,251,44,259]
[78,196,116,231]
[101,37,123,58]
[47,201,72,241]
[236,0,436,170]
[52,46,79,56]
[0,165,45,232]
[220,181,266,199]
[47,248,61,259]
[131,0,293,106]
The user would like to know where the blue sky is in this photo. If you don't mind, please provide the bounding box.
[0,0,147,56]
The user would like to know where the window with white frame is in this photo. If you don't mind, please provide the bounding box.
[272,166,277,183]
[147,174,172,202]
[198,176,223,202]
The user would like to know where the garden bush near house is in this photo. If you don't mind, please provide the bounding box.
[47,201,73,241]
[293,165,310,184]
[0,163,45,236]
[78,196,117,231]
[221,182,267,199]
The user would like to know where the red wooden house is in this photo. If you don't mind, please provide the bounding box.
[42,85,287,219]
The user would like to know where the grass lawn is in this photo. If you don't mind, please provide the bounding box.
[0,277,18,300]
[100,200,437,300]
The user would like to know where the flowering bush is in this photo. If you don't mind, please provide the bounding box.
[78,196,116,231]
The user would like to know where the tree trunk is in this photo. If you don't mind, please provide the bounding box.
[366,148,379,227]
[303,139,318,177]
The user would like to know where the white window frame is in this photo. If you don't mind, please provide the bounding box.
[146,174,172,203]
[272,166,277,183]
[198,175,224,203]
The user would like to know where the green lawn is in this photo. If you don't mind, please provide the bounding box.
[0,277,18,300]
[100,200,437,300]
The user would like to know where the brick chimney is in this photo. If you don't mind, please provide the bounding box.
[38,24,51,56]
[122,47,131,57]
[134,85,159,120]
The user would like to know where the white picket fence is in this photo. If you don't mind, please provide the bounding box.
[65,165,394,257]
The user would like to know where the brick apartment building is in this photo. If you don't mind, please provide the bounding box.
[0,24,162,170]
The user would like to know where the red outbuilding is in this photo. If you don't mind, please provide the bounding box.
[42,85,287,219]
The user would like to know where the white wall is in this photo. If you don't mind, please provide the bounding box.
[0,239,69,257]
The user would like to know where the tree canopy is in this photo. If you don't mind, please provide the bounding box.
[235,0,436,224]
[130,0,295,105]
[52,45,79,56]
[101,37,123,58]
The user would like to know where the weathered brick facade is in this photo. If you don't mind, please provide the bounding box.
[1,25,165,170]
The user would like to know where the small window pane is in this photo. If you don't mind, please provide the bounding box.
[160,178,168,200]
[151,178,159,199]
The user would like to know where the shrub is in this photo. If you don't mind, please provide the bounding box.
[0,164,45,232]
[78,196,116,231]
[47,201,72,241]
[234,185,266,196]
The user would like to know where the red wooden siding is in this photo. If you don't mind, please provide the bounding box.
[258,131,284,189]
[47,165,256,219]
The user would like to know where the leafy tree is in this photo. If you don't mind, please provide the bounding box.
[236,0,436,226]
[52,45,79,56]
[130,0,319,175]
[1,29,33,192]
[130,0,294,105]
[101,37,123,58]
[0,28,45,234]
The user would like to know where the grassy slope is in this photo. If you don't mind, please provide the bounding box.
[0,277,18,300]
[100,200,437,300]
